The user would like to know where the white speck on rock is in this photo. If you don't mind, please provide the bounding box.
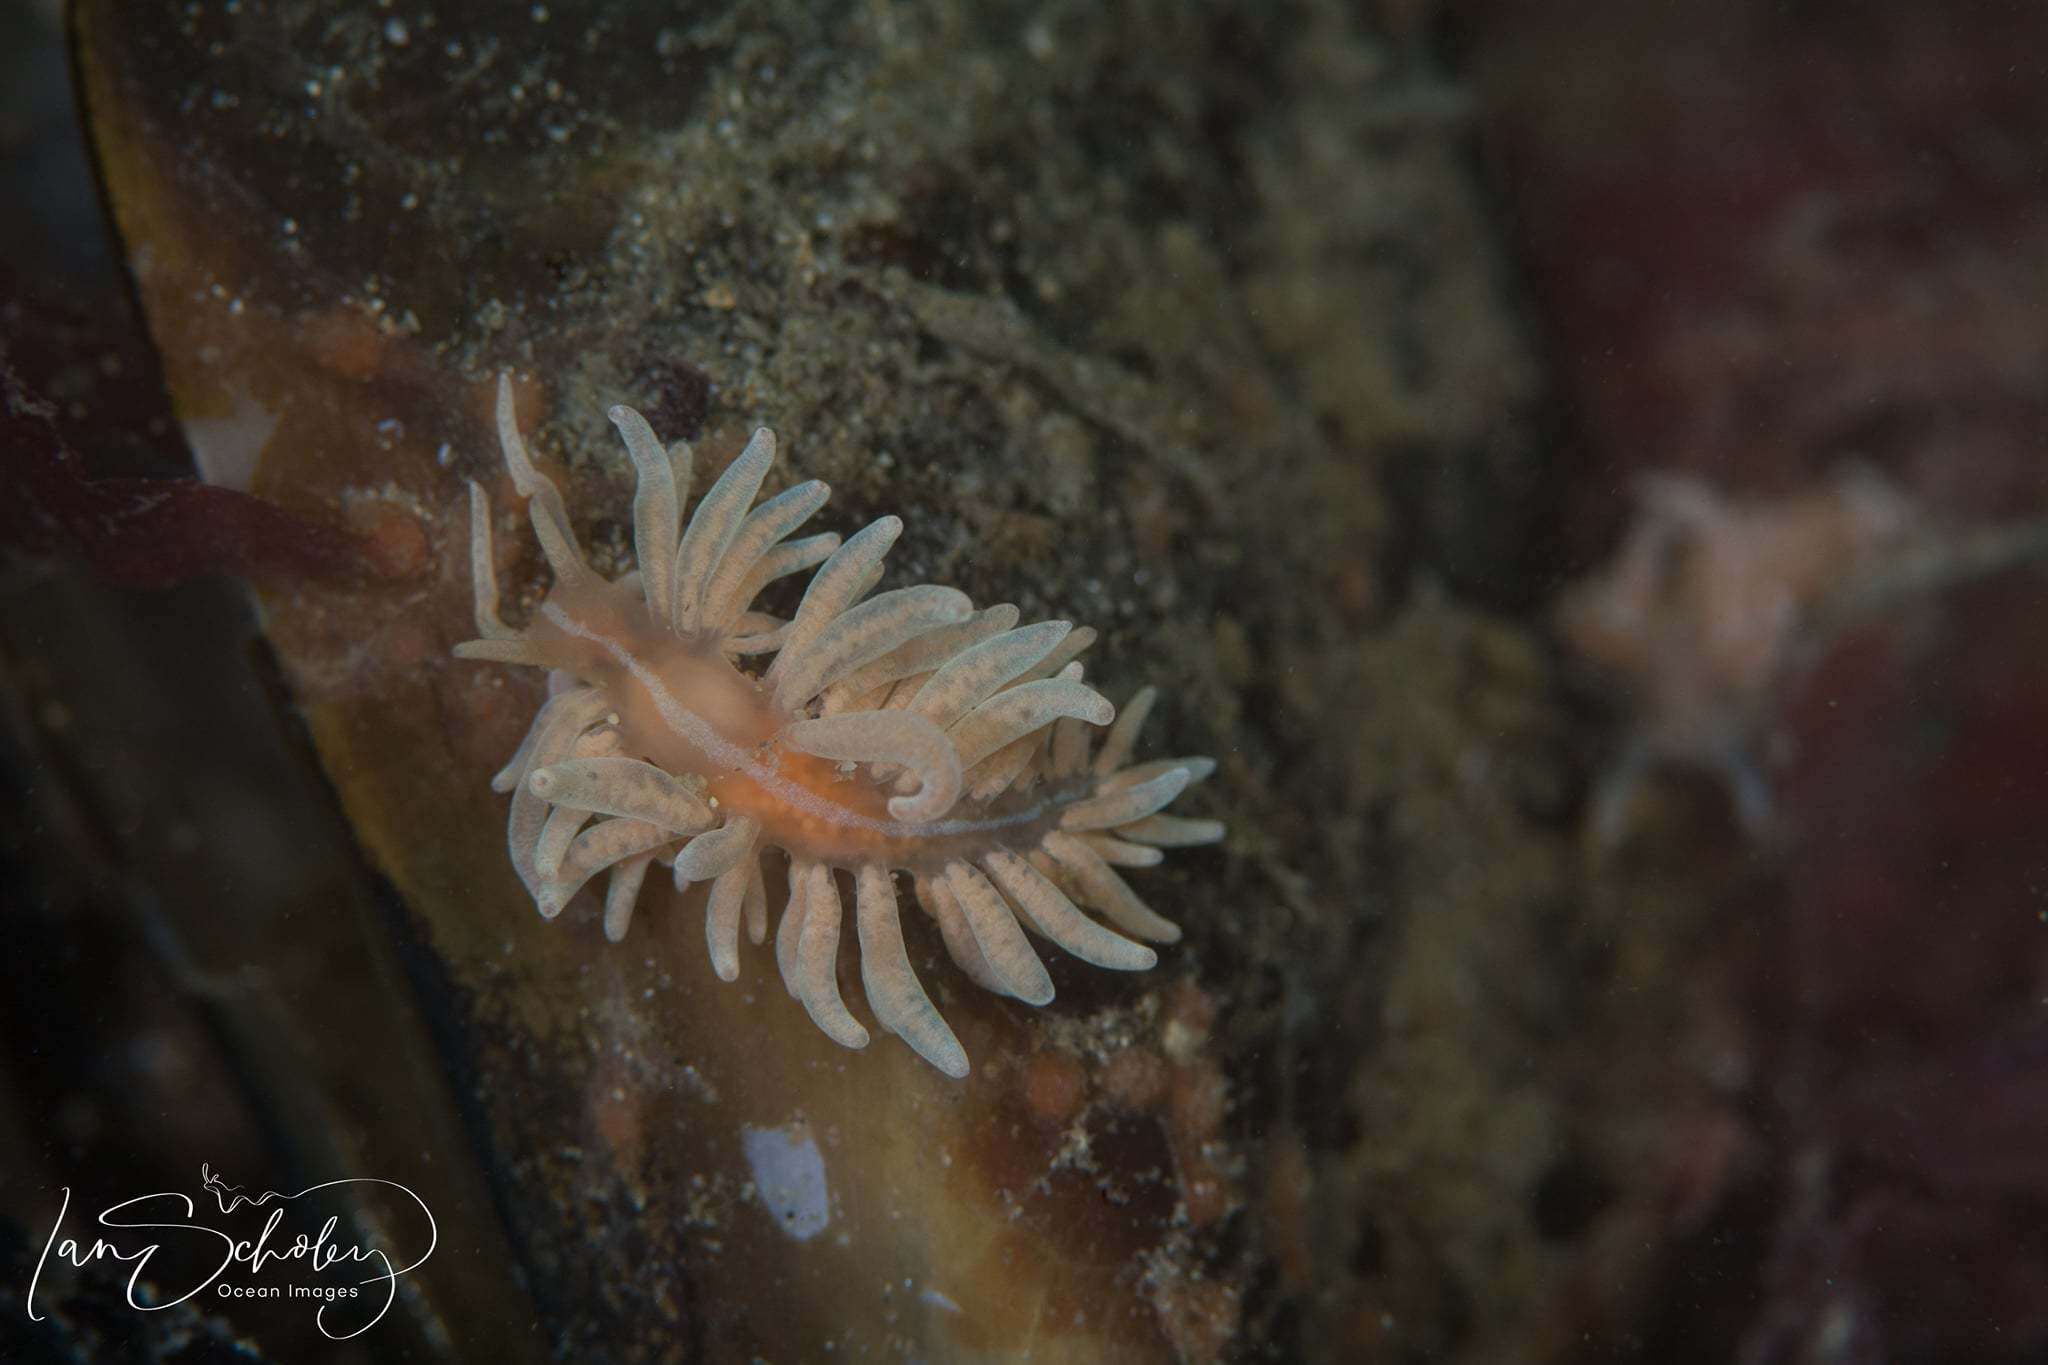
[742,1122,830,1241]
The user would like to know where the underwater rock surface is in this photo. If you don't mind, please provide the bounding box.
[70,1,1495,1357]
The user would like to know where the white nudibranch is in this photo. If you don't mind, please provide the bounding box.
[457,374,1222,1077]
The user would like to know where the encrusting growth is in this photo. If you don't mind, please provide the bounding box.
[458,375,1222,1077]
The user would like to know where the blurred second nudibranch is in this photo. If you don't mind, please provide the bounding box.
[1556,467,2048,847]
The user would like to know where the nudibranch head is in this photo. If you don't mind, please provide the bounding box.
[457,374,1222,1077]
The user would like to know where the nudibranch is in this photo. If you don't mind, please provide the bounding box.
[456,375,1222,1076]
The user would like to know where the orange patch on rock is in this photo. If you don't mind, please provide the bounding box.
[1021,1049,1090,1127]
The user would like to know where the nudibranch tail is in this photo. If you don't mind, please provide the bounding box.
[459,373,1222,1077]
